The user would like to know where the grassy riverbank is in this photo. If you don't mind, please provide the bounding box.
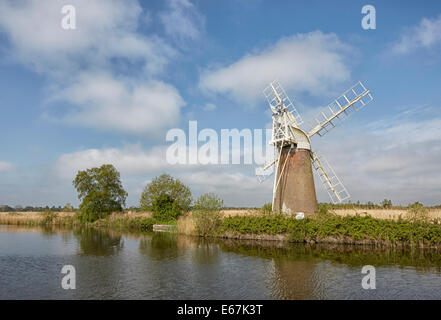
[0,211,157,230]
[3,208,441,247]
[218,214,441,247]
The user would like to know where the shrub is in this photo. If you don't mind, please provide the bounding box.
[406,202,429,223]
[137,218,156,231]
[220,214,441,245]
[317,203,329,216]
[261,203,273,215]
[41,210,58,224]
[62,203,75,212]
[140,174,192,221]
[192,193,223,236]
[381,199,393,208]
[152,193,181,222]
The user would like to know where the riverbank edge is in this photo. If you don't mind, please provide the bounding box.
[2,210,441,248]
[212,232,441,249]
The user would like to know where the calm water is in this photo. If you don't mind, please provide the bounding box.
[1,225,441,299]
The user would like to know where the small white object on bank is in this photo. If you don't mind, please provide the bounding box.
[295,212,305,220]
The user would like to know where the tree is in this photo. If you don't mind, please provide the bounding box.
[381,199,392,208]
[73,164,127,222]
[140,174,192,221]
[406,202,428,223]
[63,203,75,212]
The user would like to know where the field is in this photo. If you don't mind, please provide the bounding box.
[222,208,441,221]
[2,208,441,225]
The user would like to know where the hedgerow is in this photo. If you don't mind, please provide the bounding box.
[219,214,441,245]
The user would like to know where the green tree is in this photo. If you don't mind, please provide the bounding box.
[381,199,392,208]
[62,203,75,212]
[140,174,192,221]
[73,164,127,222]
[261,203,273,215]
[406,202,429,223]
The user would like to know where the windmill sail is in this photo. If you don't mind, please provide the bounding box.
[263,80,303,128]
[255,157,278,182]
[311,151,350,204]
[307,81,373,138]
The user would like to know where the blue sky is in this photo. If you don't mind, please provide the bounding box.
[1,0,441,207]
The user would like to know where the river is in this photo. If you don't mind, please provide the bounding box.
[1,225,441,299]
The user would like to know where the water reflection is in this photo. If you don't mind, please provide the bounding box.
[139,232,179,260]
[218,240,441,270]
[2,226,441,299]
[73,228,123,256]
[218,240,441,299]
[190,239,221,265]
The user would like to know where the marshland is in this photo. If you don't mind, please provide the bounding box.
[3,168,441,299]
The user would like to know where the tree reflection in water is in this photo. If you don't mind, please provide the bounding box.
[218,240,441,299]
[139,232,179,260]
[191,238,221,265]
[74,227,123,256]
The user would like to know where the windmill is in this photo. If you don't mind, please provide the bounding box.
[256,80,373,216]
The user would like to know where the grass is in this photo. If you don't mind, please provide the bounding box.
[4,207,441,247]
[219,213,441,246]
[93,216,157,231]
[91,212,177,231]
[0,211,76,226]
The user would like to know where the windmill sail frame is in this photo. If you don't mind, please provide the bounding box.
[256,79,372,207]
[311,151,350,204]
[307,81,373,138]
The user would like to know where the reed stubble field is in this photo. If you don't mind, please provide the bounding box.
[2,208,441,225]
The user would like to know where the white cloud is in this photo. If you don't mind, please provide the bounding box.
[179,171,273,207]
[27,104,441,207]
[312,110,441,206]
[49,73,185,135]
[0,161,14,172]
[199,31,353,104]
[53,142,273,206]
[391,15,441,55]
[181,171,263,190]
[0,0,185,136]
[0,0,176,76]
[54,144,169,180]
[159,0,205,44]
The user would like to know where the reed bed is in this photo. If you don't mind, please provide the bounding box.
[332,208,441,221]
[0,211,75,225]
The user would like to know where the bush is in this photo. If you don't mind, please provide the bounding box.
[62,203,75,212]
[317,203,330,216]
[137,218,156,231]
[406,202,429,223]
[381,199,393,208]
[151,193,182,222]
[220,214,441,245]
[140,174,192,221]
[192,193,223,236]
[261,203,273,215]
[41,210,58,225]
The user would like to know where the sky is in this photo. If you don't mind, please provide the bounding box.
[0,0,441,207]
